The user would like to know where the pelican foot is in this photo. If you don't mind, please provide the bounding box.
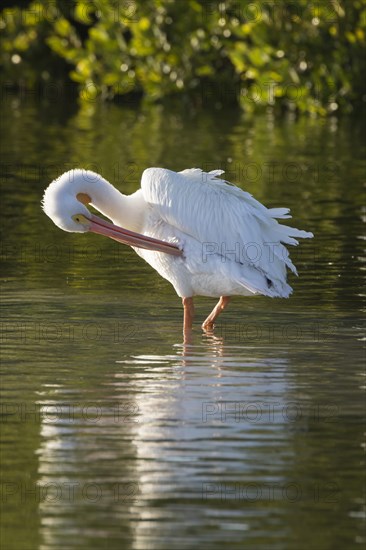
[201,321,215,331]
[201,296,230,331]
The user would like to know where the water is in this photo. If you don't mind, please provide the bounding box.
[1,97,365,550]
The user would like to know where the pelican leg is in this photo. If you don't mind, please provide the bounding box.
[202,296,230,331]
[182,297,194,342]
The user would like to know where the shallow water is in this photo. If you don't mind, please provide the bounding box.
[1,97,365,549]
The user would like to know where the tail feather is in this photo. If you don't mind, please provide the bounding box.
[268,207,292,219]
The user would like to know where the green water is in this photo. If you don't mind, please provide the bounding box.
[1,96,365,550]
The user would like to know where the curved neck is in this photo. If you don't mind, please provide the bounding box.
[73,171,146,232]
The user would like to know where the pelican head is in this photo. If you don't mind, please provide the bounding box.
[42,170,98,233]
[42,191,92,233]
[42,169,182,255]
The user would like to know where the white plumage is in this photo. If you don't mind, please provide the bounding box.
[138,167,312,298]
[43,167,313,333]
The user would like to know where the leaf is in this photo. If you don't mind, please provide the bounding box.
[75,2,94,24]
[54,18,71,38]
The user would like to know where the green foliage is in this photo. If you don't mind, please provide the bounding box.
[1,0,365,114]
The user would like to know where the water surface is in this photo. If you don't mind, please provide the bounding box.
[1,98,365,549]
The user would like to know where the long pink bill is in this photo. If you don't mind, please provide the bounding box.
[88,214,182,257]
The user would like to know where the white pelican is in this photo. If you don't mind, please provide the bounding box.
[42,168,313,336]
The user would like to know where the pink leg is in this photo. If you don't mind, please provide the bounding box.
[202,296,230,330]
[182,297,194,343]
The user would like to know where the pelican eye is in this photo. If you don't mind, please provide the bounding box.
[72,214,90,225]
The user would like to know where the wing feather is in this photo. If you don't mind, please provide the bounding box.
[141,168,313,296]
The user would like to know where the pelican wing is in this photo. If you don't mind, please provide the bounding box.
[141,168,313,296]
